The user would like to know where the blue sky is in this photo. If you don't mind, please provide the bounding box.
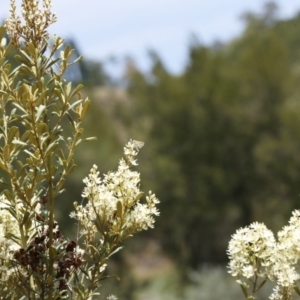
[1,0,300,75]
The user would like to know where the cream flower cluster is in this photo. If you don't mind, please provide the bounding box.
[0,196,21,282]
[6,0,57,49]
[227,222,276,279]
[228,212,300,300]
[70,140,159,240]
[0,193,42,245]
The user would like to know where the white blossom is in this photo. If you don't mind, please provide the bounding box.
[228,210,300,299]
[70,140,159,239]
[269,285,293,300]
[227,222,276,279]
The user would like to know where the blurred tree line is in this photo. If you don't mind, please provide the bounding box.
[117,2,300,272]
[3,2,300,297]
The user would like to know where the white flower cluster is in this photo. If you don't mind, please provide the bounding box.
[6,0,57,49]
[70,140,159,240]
[228,222,276,279]
[228,211,300,300]
[0,190,49,288]
[0,195,21,282]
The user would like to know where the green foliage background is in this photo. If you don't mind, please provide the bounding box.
[119,5,300,270]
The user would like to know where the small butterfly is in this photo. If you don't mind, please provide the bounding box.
[132,140,145,150]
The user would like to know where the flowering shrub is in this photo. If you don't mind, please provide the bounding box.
[227,211,300,300]
[0,0,159,299]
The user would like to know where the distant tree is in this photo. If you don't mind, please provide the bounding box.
[61,38,110,86]
[119,3,300,276]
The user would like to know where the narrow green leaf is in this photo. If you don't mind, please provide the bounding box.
[7,206,17,219]
[75,139,82,147]
[24,149,37,159]
[45,57,60,69]
[27,43,37,60]
[64,44,71,59]
[49,245,56,257]
[70,55,83,65]
[0,159,8,171]
[3,189,11,200]
[21,211,30,226]
[66,153,74,165]
[18,49,34,65]
[58,148,65,161]
[50,165,56,176]
[61,159,67,170]
[108,246,123,258]
[37,57,43,70]
[45,141,58,157]
[65,82,72,97]
[5,232,21,245]
[4,42,14,57]
[117,201,123,218]
[26,131,37,145]
[67,113,75,129]
[3,144,10,162]
[67,164,77,174]
[54,87,65,104]
[35,90,48,106]
[46,76,55,87]
[99,274,120,281]
[56,188,65,196]
[12,139,27,146]
[134,192,144,205]
[0,58,4,68]
[12,102,28,115]
[55,178,65,194]
[15,54,33,66]
[8,126,19,143]
[16,160,24,168]
[93,219,103,234]
[11,108,17,116]
[294,285,300,296]
[31,66,37,76]
[81,99,90,119]
[69,84,83,99]
[35,104,46,122]
[37,123,49,136]
[19,64,35,76]
[0,26,5,40]
[83,137,97,142]
[0,126,5,136]
[68,99,82,111]
[55,36,64,49]
[72,286,85,299]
